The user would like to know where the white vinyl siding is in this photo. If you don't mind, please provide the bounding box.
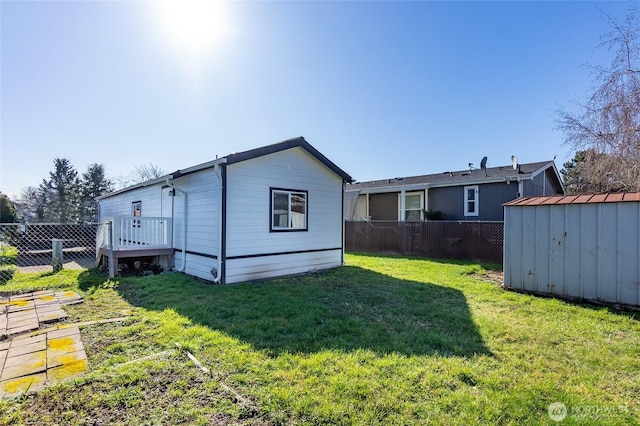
[98,169,221,282]
[225,147,343,283]
[98,186,162,219]
[225,249,342,284]
[98,144,346,284]
[464,185,479,217]
[171,168,220,281]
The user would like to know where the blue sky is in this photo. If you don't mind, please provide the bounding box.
[0,1,632,199]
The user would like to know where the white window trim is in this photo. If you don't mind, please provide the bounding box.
[400,191,424,221]
[132,201,142,227]
[464,185,479,217]
[270,188,308,231]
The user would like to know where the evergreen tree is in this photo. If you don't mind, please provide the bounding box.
[0,193,18,223]
[79,163,113,222]
[35,179,52,222]
[48,158,80,223]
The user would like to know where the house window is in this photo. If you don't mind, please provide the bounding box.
[464,186,479,216]
[405,192,423,221]
[132,201,141,227]
[271,189,307,231]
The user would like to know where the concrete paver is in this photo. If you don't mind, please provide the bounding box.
[6,340,46,358]
[11,333,46,345]
[48,349,87,369]
[48,333,83,356]
[0,372,47,397]
[3,350,47,370]
[0,291,89,398]
[47,327,80,339]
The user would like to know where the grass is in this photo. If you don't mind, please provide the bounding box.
[0,243,19,285]
[0,253,639,425]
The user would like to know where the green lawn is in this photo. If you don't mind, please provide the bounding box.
[1,253,638,425]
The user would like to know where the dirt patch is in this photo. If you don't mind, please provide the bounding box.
[472,270,503,286]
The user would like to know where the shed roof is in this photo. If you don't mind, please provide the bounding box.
[504,192,640,206]
[347,160,557,191]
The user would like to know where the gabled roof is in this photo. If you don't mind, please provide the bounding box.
[505,192,640,206]
[98,137,352,200]
[225,136,353,182]
[347,160,559,192]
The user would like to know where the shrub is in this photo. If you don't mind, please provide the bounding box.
[0,243,18,265]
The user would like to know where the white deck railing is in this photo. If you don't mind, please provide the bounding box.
[114,216,172,249]
[96,217,172,251]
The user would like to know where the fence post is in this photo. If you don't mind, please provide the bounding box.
[52,239,63,272]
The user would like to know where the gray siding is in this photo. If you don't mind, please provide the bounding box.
[429,183,519,221]
[525,169,563,196]
[368,192,398,220]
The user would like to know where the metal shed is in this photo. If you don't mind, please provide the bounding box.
[503,192,640,308]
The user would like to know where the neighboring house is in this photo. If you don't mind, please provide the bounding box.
[96,137,353,284]
[345,160,564,222]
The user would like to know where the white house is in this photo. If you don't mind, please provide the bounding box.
[96,137,353,284]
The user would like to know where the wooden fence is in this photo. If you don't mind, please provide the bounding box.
[345,221,504,265]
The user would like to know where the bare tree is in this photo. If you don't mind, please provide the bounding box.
[129,163,166,184]
[557,6,640,193]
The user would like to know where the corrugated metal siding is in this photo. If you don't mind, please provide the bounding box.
[504,195,640,307]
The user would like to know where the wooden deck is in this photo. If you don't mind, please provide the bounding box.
[96,216,174,277]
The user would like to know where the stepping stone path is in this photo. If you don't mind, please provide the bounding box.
[0,290,87,397]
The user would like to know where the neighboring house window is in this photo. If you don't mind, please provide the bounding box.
[405,192,423,221]
[132,201,141,227]
[464,186,479,216]
[271,188,307,231]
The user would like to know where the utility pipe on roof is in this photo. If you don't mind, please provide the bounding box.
[165,177,188,272]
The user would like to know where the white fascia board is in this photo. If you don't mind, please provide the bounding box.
[430,176,531,188]
[530,161,565,194]
[347,175,531,195]
[96,157,228,200]
[346,183,430,194]
[529,163,551,179]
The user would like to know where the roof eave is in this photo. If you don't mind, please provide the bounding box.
[347,175,531,193]
[96,158,228,201]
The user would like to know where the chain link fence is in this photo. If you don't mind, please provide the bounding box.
[0,223,100,283]
[345,220,504,265]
